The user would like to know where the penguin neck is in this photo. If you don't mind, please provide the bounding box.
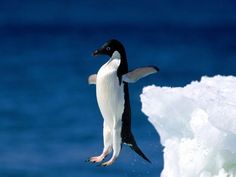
[110,51,121,60]
[114,50,128,84]
[108,50,127,68]
[110,50,127,67]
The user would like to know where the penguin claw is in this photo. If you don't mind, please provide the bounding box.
[101,163,107,167]
[96,163,103,167]
[96,162,107,167]
[100,158,116,167]
[100,162,111,167]
[85,158,93,163]
[88,156,104,163]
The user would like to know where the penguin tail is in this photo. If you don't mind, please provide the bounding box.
[129,143,151,163]
[124,134,151,163]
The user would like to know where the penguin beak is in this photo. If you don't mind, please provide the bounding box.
[92,49,100,57]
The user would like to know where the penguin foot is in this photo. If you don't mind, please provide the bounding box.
[88,155,105,163]
[100,157,116,167]
[88,147,112,164]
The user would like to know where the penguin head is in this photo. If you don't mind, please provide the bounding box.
[92,39,126,58]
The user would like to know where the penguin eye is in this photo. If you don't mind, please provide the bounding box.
[106,47,111,51]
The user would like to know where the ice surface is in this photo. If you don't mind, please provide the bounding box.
[141,75,236,177]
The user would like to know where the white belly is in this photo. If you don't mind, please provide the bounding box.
[96,59,125,129]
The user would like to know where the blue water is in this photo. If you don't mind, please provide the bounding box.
[0,1,236,177]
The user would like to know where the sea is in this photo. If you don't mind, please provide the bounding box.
[0,0,235,177]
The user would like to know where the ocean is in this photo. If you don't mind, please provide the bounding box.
[0,0,235,177]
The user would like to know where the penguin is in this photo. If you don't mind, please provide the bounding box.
[88,39,159,166]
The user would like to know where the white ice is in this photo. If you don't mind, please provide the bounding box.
[141,75,236,177]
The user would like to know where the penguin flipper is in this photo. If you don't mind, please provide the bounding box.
[88,74,97,85]
[122,66,159,83]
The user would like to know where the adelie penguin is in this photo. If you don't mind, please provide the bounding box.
[87,39,159,166]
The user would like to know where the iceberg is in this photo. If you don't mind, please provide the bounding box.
[141,75,236,177]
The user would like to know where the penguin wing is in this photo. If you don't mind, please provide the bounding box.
[88,74,97,85]
[122,66,159,83]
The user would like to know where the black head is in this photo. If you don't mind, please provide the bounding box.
[92,39,126,58]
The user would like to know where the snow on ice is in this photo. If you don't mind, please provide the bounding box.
[141,75,236,177]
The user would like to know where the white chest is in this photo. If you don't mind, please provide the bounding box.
[96,58,125,127]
